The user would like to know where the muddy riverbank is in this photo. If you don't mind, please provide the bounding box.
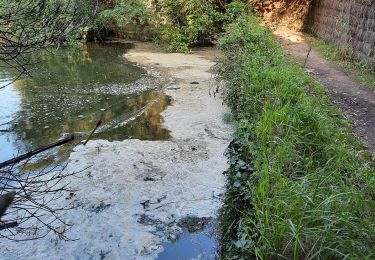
[1,43,232,259]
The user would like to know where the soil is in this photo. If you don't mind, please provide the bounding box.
[275,28,375,157]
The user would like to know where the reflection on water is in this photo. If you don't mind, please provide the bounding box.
[158,225,218,260]
[96,91,171,141]
[0,43,170,163]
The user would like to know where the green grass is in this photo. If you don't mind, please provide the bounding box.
[307,37,375,89]
[218,14,375,259]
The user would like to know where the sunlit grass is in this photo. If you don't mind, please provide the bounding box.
[218,14,375,259]
[306,36,375,89]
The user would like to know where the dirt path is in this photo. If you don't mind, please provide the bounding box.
[275,29,375,156]
[0,43,232,259]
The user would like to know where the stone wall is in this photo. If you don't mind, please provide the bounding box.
[312,0,375,68]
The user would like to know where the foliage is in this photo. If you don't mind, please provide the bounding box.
[154,24,191,53]
[154,0,249,52]
[84,0,250,51]
[89,0,154,39]
[0,0,97,78]
[218,14,375,259]
[223,0,251,23]
[153,0,222,52]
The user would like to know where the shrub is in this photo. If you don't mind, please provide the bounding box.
[90,0,154,40]
[154,25,190,53]
[153,0,223,52]
[154,0,250,52]
[223,0,251,24]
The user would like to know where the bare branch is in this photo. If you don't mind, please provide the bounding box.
[0,0,98,86]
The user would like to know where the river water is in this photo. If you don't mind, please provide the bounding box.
[0,43,170,164]
[0,43,221,259]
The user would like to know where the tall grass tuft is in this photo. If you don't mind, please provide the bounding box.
[218,14,375,259]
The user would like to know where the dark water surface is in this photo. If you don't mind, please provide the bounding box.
[0,43,170,163]
[158,225,218,260]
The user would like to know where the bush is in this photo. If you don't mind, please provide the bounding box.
[84,0,250,50]
[223,0,251,24]
[154,0,250,52]
[218,14,375,259]
[153,0,223,52]
[154,25,190,53]
[89,0,154,40]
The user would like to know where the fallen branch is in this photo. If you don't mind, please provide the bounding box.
[0,134,75,169]
[0,221,18,230]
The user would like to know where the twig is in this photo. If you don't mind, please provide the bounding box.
[303,46,312,68]
[83,120,102,146]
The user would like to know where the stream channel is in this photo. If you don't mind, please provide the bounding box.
[0,43,219,259]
